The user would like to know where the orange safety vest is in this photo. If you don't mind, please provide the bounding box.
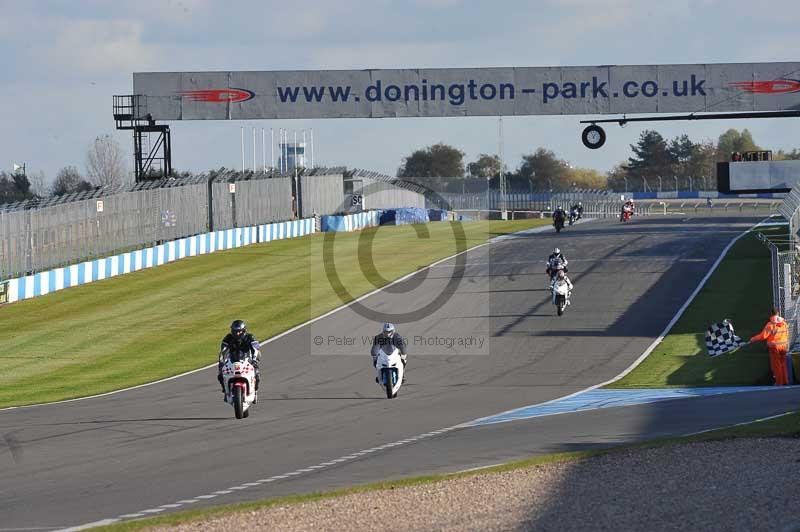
[750,315,789,348]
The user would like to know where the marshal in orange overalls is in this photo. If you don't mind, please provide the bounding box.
[750,314,790,386]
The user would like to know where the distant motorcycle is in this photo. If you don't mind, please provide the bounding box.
[221,353,258,419]
[553,213,565,233]
[620,206,633,222]
[551,274,571,316]
[568,208,579,225]
[375,345,404,399]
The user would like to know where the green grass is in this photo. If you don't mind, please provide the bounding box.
[90,409,800,532]
[611,225,786,388]
[0,219,546,408]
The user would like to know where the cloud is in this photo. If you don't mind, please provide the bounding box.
[309,42,463,70]
[40,19,158,76]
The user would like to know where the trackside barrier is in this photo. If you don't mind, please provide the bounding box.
[320,209,451,232]
[3,218,315,305]
[320,210,381,232]
[629,191,785,200]
[380,208,430,225]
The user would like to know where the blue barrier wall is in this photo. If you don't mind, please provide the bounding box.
[380,208,430,225]
[5,218,315,304]
[627,191,784,200]
[320,210,381,232]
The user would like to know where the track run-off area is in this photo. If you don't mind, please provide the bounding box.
[4,213,800,531]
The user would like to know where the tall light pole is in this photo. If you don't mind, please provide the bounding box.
[657,176,662,192]
[623,176,628,193]
[498,117,506,218]
[673,175,679,192]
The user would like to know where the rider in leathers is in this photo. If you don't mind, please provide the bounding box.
[546,247,569,285]
[218,319,261,394]
[552,205,567,226]
[371,323,407,380]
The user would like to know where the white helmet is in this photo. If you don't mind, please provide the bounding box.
[382,322,395,337]
[553,248,560,255]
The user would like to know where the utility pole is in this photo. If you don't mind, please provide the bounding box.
[498,117,506,219]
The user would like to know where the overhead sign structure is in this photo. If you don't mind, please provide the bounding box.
[133,62,800,121]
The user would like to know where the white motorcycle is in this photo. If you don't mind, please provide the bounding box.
[220,350,259,419]
[375,345,404,399]
[551,275,571,316]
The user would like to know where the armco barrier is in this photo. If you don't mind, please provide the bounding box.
[4,218,315,305]
[320,210,381,232]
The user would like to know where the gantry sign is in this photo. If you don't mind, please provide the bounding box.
[134,62,800,121]
[121,62,800,177]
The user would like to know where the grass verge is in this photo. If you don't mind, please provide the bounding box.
[0,219,546,408]
[91,409,800,532]
[610,224,787,388]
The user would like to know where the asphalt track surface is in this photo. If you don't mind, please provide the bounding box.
[3,214,799,530]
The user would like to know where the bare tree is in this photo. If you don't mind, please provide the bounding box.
[27,170,48,198]
[86,134,127,188]
[53,166,93,196]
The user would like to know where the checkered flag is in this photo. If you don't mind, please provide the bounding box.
[705,319,747,357]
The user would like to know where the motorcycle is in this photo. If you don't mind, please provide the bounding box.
[221,352,259,419]
[568,209,578,225]
[551,275,571,316]
[375,345,404,399]
[553,213,565,233]
[620,206,633,222]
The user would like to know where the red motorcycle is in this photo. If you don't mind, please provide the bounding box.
[620,206,634,222]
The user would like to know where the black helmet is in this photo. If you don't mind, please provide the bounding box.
[231,319,247,340]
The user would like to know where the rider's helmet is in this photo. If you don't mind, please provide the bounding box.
[383,322,396,338]
[231,319,247,340]
[553,247,560,255]
[578,202,582,207]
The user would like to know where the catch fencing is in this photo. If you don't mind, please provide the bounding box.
[0,175,294,282]
[769,185,800,348]
[429,190,621,217]
[299,174,344,217]
[359,177,425,210]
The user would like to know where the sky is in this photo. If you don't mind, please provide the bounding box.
[1,0,799,187]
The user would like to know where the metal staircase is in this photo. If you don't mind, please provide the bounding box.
[113,95,172,181]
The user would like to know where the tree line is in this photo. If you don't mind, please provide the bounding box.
[1,134,128,204]
[3,127,799,205]
[397,128,800,193]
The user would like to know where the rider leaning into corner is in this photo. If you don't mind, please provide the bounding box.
[218,319,261,395]
[371,323,408,381]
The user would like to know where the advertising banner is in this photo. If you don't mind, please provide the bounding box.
[133,62,800,120]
